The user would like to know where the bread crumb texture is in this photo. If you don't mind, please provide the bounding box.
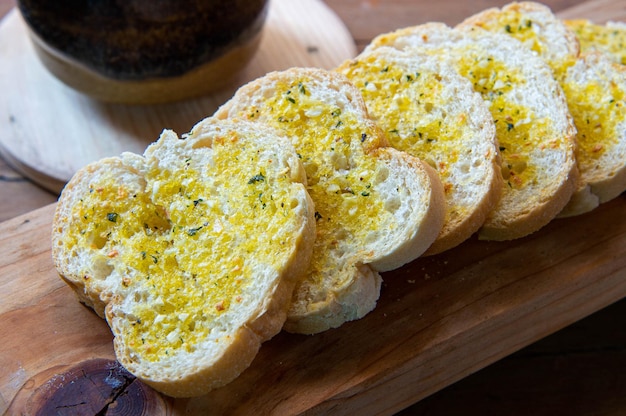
[53,121,314,395]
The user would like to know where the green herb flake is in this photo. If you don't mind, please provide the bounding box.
[248,173,266,184]
[107,212,119,223]
[187,226,203,236]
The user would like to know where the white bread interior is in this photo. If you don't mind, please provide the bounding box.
[52,120,316,397]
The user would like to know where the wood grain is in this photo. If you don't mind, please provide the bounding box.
[324,0,587,50]
[0,157,56,223]
[1,194,624,415]
[0,0,356,194]
[400,299,626,415]
[557,0,626,20]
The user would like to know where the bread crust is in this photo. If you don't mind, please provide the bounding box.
[214,67,446,333]
[52,120,316,397]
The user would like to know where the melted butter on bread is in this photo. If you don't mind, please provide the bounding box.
[460,3,626,217]
[215,68,446,333]
[53,120,316,398]
[240,77,391,286]
[340,55,461,190]
[337,49,502,255]
[460,3,580,74]
[368,23,577,240]
[566,19,626,65]
[562,76,623,164]
[454,52,550,189]
[58,127,311,364]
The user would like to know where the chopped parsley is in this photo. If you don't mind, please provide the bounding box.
[187,226,203,236]
[248,173,266,184]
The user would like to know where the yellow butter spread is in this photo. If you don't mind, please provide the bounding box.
[467,13,624,178]
[238,77,391,285]
[470,11,577,77]
[566,20,626,65]
[562,78,624,170]
[63,133,302,361]
[371,30,556,189]
[340,56,461,187]
[454,51,548,188]
[473,12,544,56]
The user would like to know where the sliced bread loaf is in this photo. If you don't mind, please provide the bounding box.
[460,2,626,216]
[369,23,578,240]
[52,119,316,397]
[336,47,501,254]
[213,67,446,334]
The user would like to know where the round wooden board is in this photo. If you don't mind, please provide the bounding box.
[0,0,356,193]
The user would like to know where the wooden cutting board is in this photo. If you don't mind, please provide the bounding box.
[1,1,626,415]
[0,0,356,193]
[1,197,624,415]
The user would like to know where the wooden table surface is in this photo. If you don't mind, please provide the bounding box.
[1,0,624,414]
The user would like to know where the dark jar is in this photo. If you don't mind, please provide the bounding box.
[17,0,269,103]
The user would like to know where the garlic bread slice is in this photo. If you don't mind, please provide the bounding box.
[461,2,626,216]
[337,47,501,254]
[52,120,315,397]
[214,68,445,334]
[370,23,578,240]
